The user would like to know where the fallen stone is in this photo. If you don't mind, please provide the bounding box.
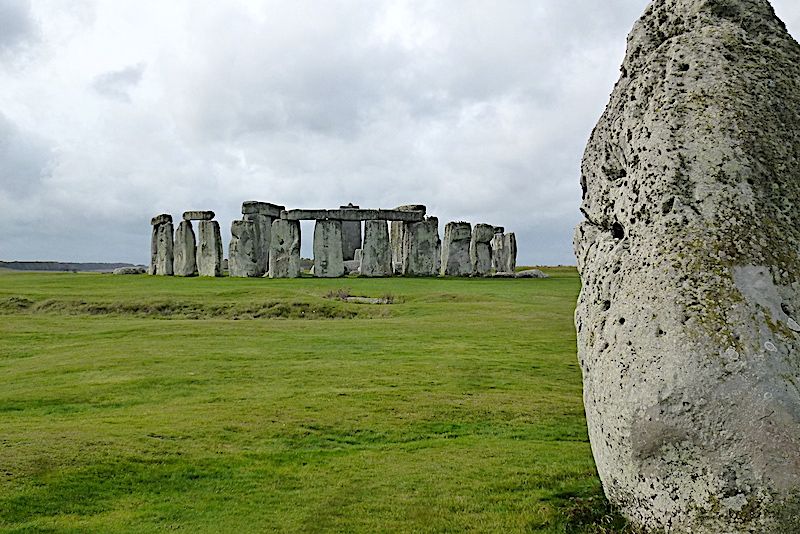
[440,222,472,276]
[242,201,285,217]
[313,219,345,278]
[196,220,223,277]
[268,219,301,278]
[150,213,172,226]
[343,260,361,275]
[470,224,494,276]
[492,271,515,278]
[173,220,197,276]
[182,210,215,221]
[360,220,392,277]
[402,217,439,276]
[515,269,547,279]
[113,266,146,275]
[243,212,272,276]
[574,1,800,531]
[229,220,260,277]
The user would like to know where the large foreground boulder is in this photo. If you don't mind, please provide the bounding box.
[575,0,800,531]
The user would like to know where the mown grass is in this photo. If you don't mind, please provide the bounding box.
[0,267,629,533]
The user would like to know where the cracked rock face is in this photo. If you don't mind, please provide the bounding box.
[173,220,197,277]
[229,220,260,277]
[575,0,800,531]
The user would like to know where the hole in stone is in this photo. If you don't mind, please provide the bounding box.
[619,317,626,325]
[611,223,625,240]
[677,63,690,72]
[602,300,611,311]
[661,197,675,215]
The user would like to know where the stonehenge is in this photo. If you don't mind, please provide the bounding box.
[313,219,345,278]
[268,219,301,278]
[196,220,223,277]
[440,222,472,276]
[360,220,392,277]
[575,0,800,531]
[149,214,173,276]
[469,224,494,276]
[228,220,260,277]
[173,220,197,276]
[148,202,517,279]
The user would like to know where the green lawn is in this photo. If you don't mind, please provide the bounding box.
[0,268,624,533]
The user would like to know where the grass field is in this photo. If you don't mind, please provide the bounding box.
[0,268,626,533]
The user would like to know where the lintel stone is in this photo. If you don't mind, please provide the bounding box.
[182,210,215,221]
[242,201,285,217]
[281,208,424,222]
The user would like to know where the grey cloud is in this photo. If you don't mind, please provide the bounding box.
[0,113,52,199]
[92,63,145,102]
[0,0,36,54]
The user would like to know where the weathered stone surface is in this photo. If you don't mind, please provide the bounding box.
[243,213,272,276]
[391,205,426,271]
[440,222,472,276]
[153,222,174,275]
[574,1,800,531]
[491,232,517,273]
[340,204,362,261]
[196,221,223,277]
[354,249,362,264]
[492,271,515,278]
[282,208,425,222]
[182,210,215,221]
[313,219,345,278]
[229,220,260,277]
[268,219,301,278]
[516,269,546,279]
[173,220,197,276]
[113,266,146,275]
[401,217,439,276]
[343,260,360,275]
[150,213,172,226]
[242,201,285,217]
[469,224,494,276]
[360,220,392,277]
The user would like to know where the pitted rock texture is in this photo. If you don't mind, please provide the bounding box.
[469,224,494,276]
[391,204,426,270]
[152,222,174,276]
[440,222,472,276]
[243,213,272,276]
[229,220,260,277]
[196,221,223,277]
[401,217,438,276]
[269,219,301,278]
[360,220,392,277]
[182,210,214,221]
[491,232,517,274]
[173,220,197,276]
[575,1,800,532]
[313,219,345,278]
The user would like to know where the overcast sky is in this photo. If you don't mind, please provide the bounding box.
[1,0,799,265]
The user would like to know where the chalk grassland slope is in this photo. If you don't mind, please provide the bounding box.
[0,269,626,533]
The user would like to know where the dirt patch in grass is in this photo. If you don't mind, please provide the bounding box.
[0,296,362,320]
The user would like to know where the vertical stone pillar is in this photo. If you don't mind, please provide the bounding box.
[491,230,517,273]
[149,214,174,276]
[197,220,223,277]
[470,224,494,276]
[339,203,362,261]
[269,219,301,278]
[401,216,439,276]
[504,232,517,273]
[229,220,260,277]
[440,222,472,276]
[390,204,426,274]
[313,219,345,278]
[242,201,286,276]
[360,220,392,277]
[173,220,197,276]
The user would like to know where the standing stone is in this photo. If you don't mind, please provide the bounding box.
[173,220,197,276]
[154,221,174,276]
[391,204,426,273]
[575,1,800,531]
[313,219,345,278]
[196,220,223,277]
[491,232,517,273]
[340,203,362,261]
[229,220,260,277]
[440,222,472,276]
[243,213,271,276]
[469,224,494,276]
[269,219,301,278]
[401,217,438,276]
[360,220,392,277]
